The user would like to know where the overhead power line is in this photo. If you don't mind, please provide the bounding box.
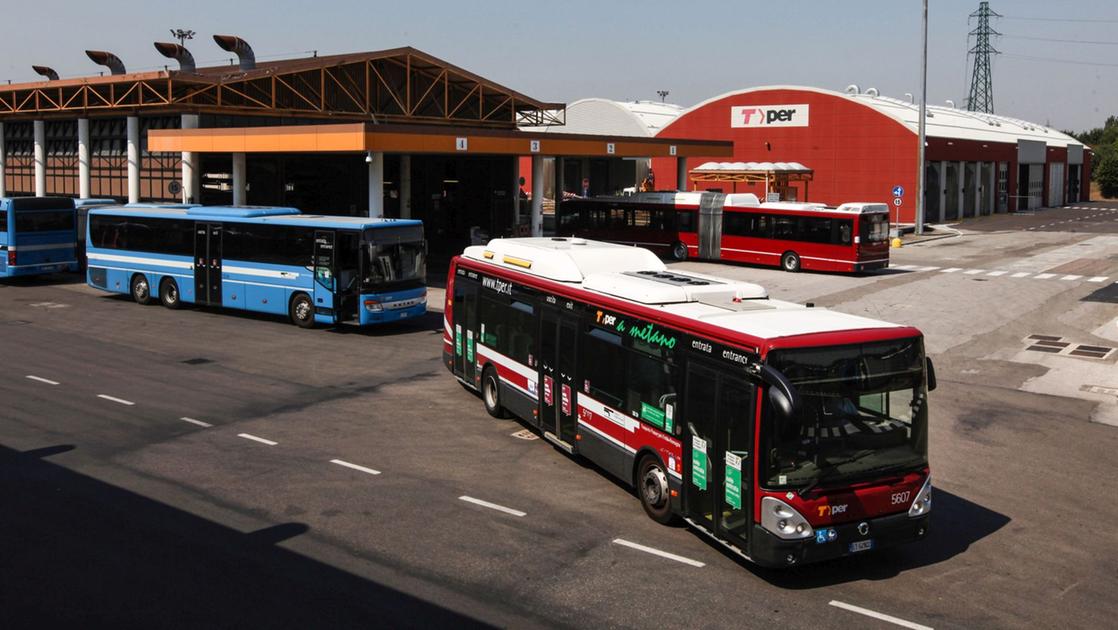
[1002,15,1118,23]
[1003,34,1118,46]
[1002,53,1118,68]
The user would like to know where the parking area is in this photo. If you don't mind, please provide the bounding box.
[2,203,1117,629]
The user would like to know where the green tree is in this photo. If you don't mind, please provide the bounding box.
[1097,151,1118,199]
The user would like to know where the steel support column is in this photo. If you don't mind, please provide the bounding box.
[554,157,565,231]
[938,161,947,223]
[531,155,544,237]
[512,158,521,228]
[676,157,688,191]
[181,114,200,203]
[34,120,46,197]
[0,122,6,198]
[232,152,247,206]
[127,116,141,203]
[399,154,411,219]
[78,118,91,199]
[957,161,965,219]
[367,152,384,218]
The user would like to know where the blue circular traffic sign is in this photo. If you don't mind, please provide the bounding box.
[892,185,905,198]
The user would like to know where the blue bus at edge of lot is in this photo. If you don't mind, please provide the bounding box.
[0,196,80,278]
[86,205,428,327]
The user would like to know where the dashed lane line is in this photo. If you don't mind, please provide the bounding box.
[180,417,212,428]
[330,459,381,476]
[1061,274,1083,281]
[1034,273,1056,280]
[611,538,706,568]
[1088,276,1109,283]
[237,433,278,446]
[963,269,986,275]
[97,394,135,406]
[458,495,526,517]
[938,267,962,273]
[25,375,60,385]
[828,601,933,630]
[1011,272,1031,278]
[986,270,1008,277]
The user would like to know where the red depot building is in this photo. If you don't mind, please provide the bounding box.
[651,85,1092,224]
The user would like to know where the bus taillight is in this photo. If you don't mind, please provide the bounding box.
[7,250,15,266]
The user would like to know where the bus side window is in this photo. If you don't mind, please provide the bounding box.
[837,220,853,245]
[581,327,625,409]
[625,351,676,431]
[677,211,696,232]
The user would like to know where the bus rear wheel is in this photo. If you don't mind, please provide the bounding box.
[159,278,182,309]
[671,241,689,262]
[637,454,675,525]
[781,251,801,273]
[290,293,316,328]
[131,274,153,305]
[482,367,508,419]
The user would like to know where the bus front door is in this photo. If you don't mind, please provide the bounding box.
[452,275,478,384]
[683,363,755,551]
[194,223,222,305]
[539,306,578,446]
[313,231,336,323]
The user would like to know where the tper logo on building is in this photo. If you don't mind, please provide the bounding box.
[730,104,810,128]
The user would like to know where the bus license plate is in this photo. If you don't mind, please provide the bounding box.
[848,540,874,553]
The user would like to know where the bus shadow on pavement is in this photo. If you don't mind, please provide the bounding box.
[0,273,86,288]
[741,488,1011,588]
[0,443,492,629]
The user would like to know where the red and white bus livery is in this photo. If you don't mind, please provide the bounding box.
[444,237,933,568]
[558,192,890,273]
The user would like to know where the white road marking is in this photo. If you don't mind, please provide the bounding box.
[1060,275,1082,281]
[828,601,933,630]
[458,495,526,517]
[1011,272,1031,278]
[612,538,706,568]
[97,394,135,406]
[986,270,1008,276]
[892,264,918,270]
[330,459,381,476]
[916,266,940,272]
[1087,276,1109,283]
[963,269,985,275]
[1034,273,1056,279]
[237,433,277,446]
[26,375,60,385]
[180,417,212,428]
[939,267,962,273]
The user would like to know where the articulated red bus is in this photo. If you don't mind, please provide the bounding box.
[557,192,890,273]
[444,237,933,568]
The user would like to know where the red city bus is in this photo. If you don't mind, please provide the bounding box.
[557,192,890,273]
[444,237,933,568]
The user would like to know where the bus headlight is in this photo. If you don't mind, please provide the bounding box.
[364,300,383,312]
[908,477,932,517]
[761,497,814,540]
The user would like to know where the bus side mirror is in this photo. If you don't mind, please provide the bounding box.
[758,364,801,420]
[926,357,937,392]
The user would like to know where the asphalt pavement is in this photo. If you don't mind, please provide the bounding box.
[2,205,1117,629]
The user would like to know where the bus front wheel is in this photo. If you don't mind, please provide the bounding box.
[290,293,316,329]
[131,274,153,305]
[671,241,689,262]
[781,251,801,273]
[637,454,675,525]
[159,278,182,309]
[482,367,508,419]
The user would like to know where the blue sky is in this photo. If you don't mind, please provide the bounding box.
[4,0,1116,131]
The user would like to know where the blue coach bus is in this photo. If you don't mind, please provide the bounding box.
[0,196,80,278]
[86,205,427,327]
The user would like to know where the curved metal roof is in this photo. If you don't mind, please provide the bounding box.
[661,85,1083,149]
[522,98,683,137]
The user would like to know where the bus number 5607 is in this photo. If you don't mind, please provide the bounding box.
[891,491,912,505]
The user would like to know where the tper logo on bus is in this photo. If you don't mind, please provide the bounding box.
[817,504,848,518]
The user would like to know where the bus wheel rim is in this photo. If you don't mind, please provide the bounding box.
[643,465,668,508]
[485,377,497,406]
[167,284,177,303]
[296,301,311,320]
[135,279,148,299]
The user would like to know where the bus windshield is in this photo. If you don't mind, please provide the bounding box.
[762,338,928,489]
[361,226,426,290]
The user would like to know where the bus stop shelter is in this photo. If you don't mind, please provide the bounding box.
[689,161,813,201]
